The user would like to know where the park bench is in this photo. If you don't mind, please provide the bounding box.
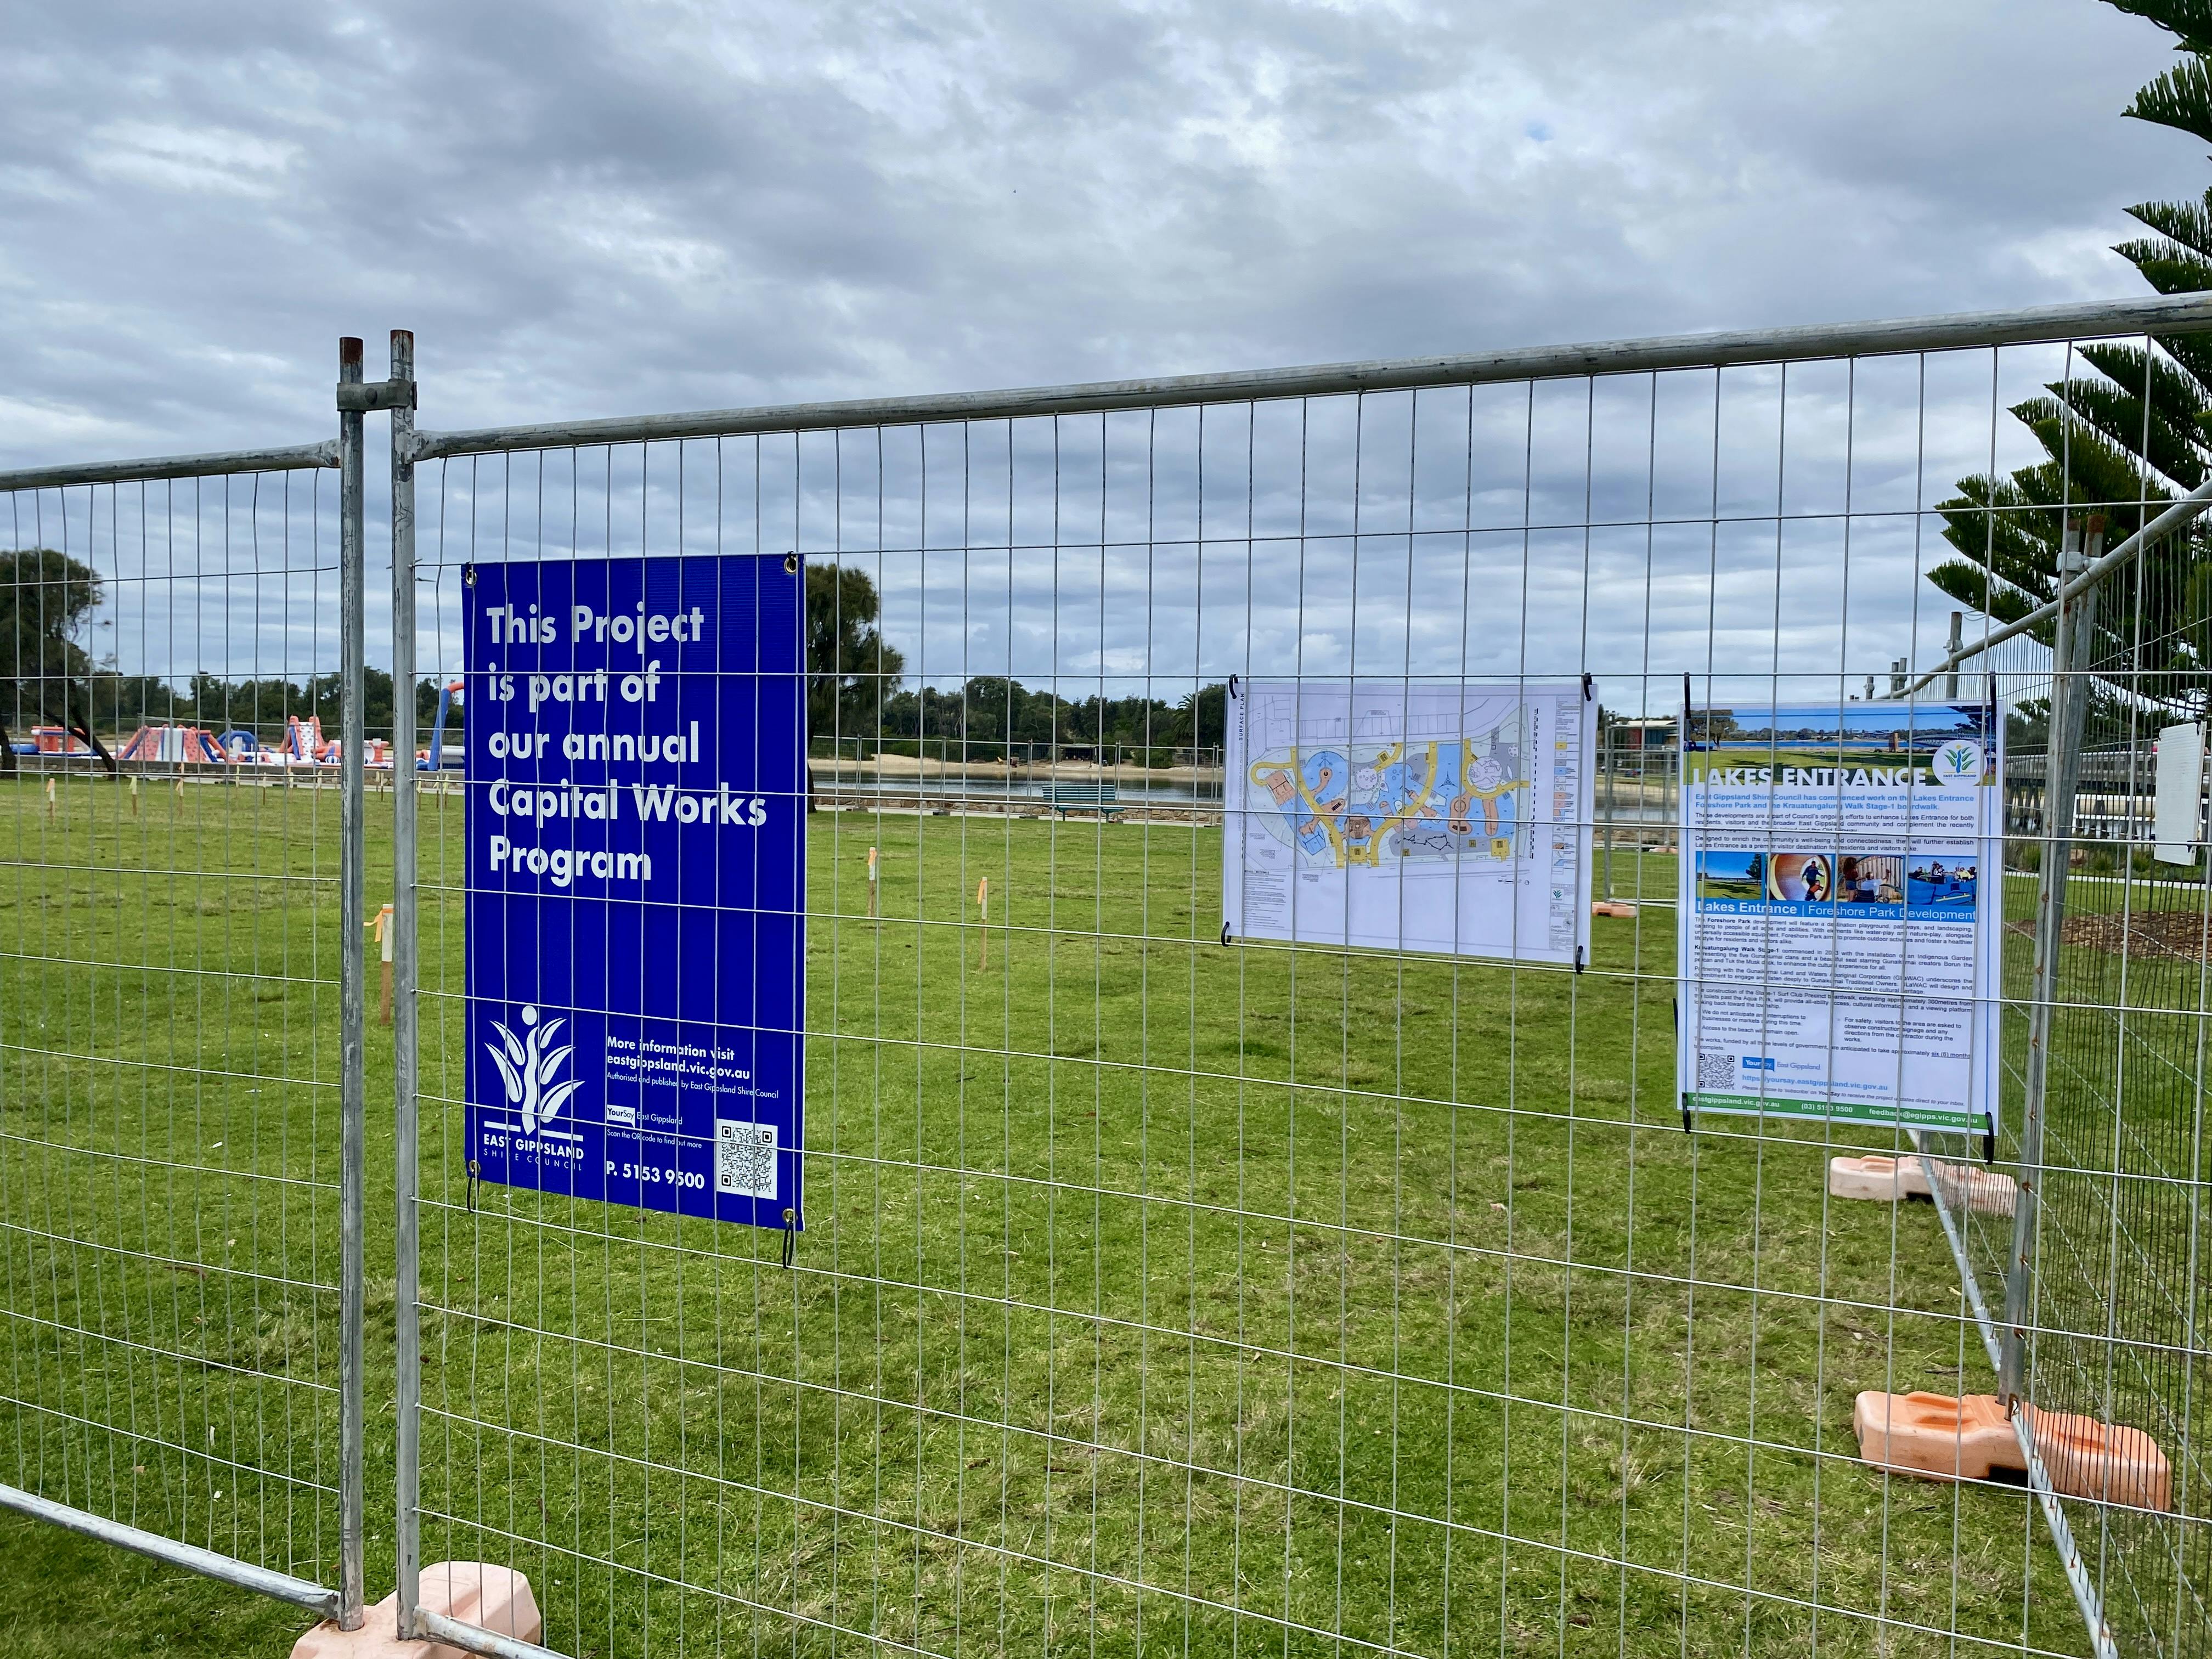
[1041,782,1124,819]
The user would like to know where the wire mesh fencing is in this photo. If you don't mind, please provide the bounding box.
[391,306,2212,1659]
[1945,461,2212,1656]
[2,303,2205,1659]
[0,454,364,1621]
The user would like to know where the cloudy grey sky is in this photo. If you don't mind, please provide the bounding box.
[2,0,2198,461]
[2,0,2200,707]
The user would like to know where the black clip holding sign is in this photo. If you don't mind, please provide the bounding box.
[1220,678,1237,948]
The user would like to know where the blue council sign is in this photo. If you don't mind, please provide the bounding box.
[465,552,805,1232]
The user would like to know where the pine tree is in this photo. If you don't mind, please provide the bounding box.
[1929,0,2212,713]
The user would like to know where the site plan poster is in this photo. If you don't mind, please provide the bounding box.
[1221,679,1594,964]
[465,553,806,1231]
[1676,699,2002,1132]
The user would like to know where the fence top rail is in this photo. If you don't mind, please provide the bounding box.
[0,438,339,494]
[407,292,2212,460]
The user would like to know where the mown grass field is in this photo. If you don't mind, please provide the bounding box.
[2,776,2092,1658]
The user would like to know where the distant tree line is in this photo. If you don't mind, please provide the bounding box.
[8,661,460,748]
[857,676,1226,761]
[3,545,457,769]
[8,548,1218,775]
[804,562,1223,761]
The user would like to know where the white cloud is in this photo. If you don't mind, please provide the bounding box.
[0,0,2198,699]
[82,119,300,198]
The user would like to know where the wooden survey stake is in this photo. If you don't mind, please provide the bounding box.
[369,904,395,1025]
[977,876,990,968]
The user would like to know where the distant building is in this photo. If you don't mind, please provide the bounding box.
[1610,716,1677,749]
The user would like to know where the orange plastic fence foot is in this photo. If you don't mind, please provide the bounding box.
[1853,1390,2017,1482]
[2023,1406,2172,1512]
[1853,1392,2171,1512]
[290,1563,542,1657]
[1826,1154,2016,1217]
[1827,1155,1928,1203]
[1590,900,1639,918]
[1918,1158,2018,1218]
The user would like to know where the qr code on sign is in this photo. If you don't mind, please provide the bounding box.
[716,1120,778,1199]
[1697,1052,1737,1090]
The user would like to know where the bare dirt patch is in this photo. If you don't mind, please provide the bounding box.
[2009,908,2212,963]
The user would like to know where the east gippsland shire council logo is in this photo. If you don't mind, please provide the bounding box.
[484,1005,583,1135]
[1931,741,1985,790]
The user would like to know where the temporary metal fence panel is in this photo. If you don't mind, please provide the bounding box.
[0,393,365,1622]
[1929,483,2212,1652]
[387,295,2212,1659]
[4,298,2209,1659]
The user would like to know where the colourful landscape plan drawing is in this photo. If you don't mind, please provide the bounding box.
[1221,680,1593,963]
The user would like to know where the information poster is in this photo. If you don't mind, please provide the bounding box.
[466,554,805,1229]
[1676,699,2001,1132]
[1221,679,1593,963]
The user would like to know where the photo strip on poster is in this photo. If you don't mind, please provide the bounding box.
[1675,698,2002,1133]
[1220,679,1594,964]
